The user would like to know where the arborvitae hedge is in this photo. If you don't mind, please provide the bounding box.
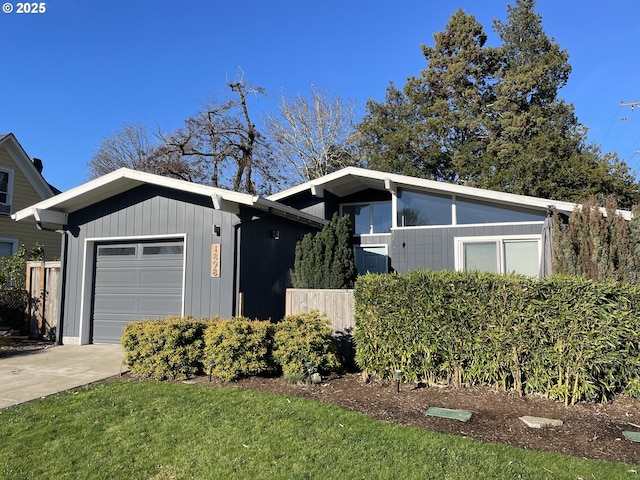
[553,199,640,283]
[290,212,357,288]
[354,270,640,404]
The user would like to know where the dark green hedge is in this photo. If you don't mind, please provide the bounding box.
[354,271,640,404]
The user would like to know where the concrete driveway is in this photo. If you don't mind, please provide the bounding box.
[0,344,127,410]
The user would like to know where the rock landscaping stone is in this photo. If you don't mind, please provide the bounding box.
[623,431,640,443]
[519,415,564,428]
[426,407,472,422]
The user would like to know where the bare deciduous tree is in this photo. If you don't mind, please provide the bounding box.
[87,122,154,179]
[161,76,275,194]
[264,86,362,186]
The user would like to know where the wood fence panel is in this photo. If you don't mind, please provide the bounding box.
[26,261,60,339]
[285,288,355,333]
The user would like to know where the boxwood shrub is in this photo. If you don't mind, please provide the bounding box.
[272,311,341,377]
[121,316,218,380]
[203,318,275,381]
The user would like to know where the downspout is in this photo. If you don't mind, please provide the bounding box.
[232,220,242,317]
[55,230,69,345]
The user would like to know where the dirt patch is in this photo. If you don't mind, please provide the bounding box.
[183,373,640,465]
[0,336,55,358]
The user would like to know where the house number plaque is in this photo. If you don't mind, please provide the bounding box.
[211,244,221,278]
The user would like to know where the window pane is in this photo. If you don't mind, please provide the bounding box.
[504,241,539,276]
[0,242,14,258]
[342,205,371,235]
[98,246,136,256]
[355,246,388,274]
[0,172,8,193]
[464,242,498,273]
[342,203,391,235]
[371,203,392,233]
[397,189,451,226]
[456,199,545,224]
[143,245,184,255]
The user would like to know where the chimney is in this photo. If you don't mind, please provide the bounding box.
[31,158,43,174]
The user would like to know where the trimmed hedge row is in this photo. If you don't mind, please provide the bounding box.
[121,312,341,382]
[354,271,640,405]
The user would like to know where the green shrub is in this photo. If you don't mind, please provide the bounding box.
[0,288,28,332]
[203,318,275,381]
[291,213,357,288]
[354,270,640,404]
[121,316,216,380]
[272,311,341,376]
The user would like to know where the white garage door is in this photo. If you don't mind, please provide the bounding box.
[92,241,184,343]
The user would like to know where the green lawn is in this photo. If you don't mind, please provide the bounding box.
[0,380,636,479]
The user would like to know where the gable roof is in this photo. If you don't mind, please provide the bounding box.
[0,133,57,199]
[11,168,326,228]
[268,167,633,220]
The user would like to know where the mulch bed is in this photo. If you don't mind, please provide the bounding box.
[184,373,640,465]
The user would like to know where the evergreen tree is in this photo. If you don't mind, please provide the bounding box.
[291,213,357,289]
[359,10,496,183]
[357,1,640,207]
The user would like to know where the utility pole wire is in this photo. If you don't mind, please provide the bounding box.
[620,101,640,110]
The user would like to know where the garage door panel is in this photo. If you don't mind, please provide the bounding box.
[94,269,138,285]
[92,241,184,344]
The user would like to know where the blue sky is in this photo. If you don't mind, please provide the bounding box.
[2,0,640,192]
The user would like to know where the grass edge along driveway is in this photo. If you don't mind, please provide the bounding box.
[0,380,636,479]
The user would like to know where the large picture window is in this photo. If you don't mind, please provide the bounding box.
[456,198,544,224]
[455,235,540,277]
[397,189,451,226]
[341,203,391,235]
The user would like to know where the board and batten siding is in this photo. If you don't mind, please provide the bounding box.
[0,147,61,260]
[61,185,236,344]
[390,223,544,273]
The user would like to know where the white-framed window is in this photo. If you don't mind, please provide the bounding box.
[341,202,392,235]
[0,238,18,259]
[354,244,388,275]
[454,235,541,277]
[0,168,13,215]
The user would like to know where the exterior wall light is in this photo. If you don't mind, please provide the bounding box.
[271,230,280,240]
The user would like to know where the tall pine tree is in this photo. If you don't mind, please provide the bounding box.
[357,1,640,207]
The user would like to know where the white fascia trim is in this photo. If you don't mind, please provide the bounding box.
[268,166,634,219]
[12,168,256,221]
[1,134,54,199]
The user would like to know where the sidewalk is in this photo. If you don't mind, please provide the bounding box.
[0,344,127,409]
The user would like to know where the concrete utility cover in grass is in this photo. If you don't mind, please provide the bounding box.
[623,431,640,442]
[426,407,472,422]
[519,416,564,429]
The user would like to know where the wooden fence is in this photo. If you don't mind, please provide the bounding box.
[26,261,60,340]
[285,288,355,333]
